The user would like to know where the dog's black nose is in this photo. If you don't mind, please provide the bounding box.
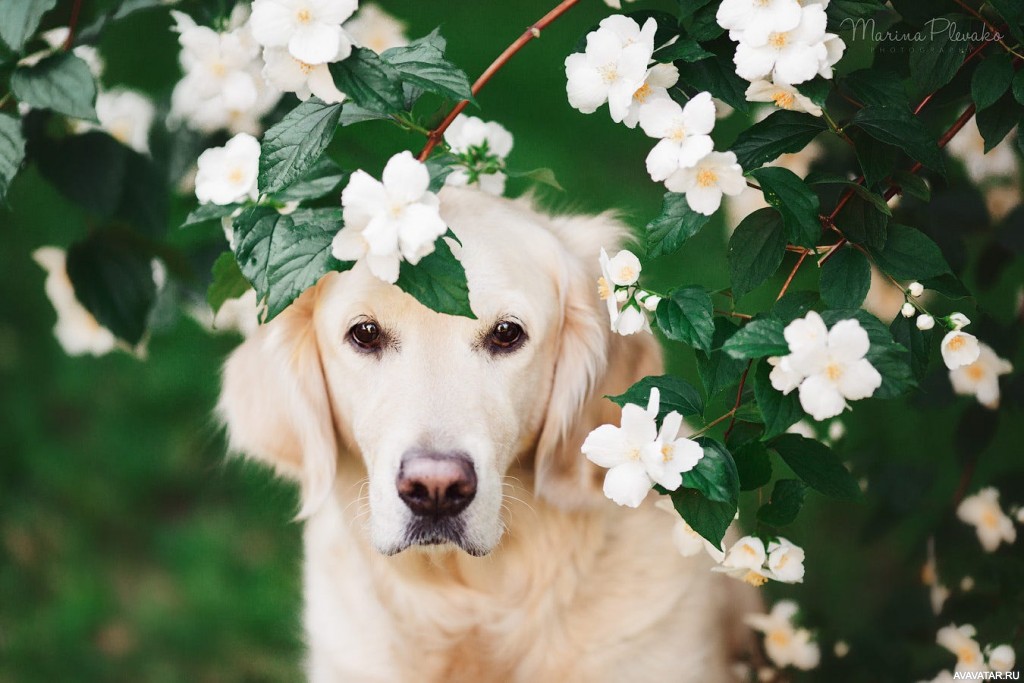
[396,452,477,517]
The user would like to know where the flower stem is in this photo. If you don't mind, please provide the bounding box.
[417,0,581,161]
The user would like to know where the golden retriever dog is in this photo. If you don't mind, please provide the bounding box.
[218,187,756,682]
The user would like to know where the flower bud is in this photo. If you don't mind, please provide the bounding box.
[916,314,935,331]
[909,282,924,297]
[901,302,916,318]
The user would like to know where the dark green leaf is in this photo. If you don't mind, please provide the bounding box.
[329,47,405,114]
[182,202,240,228]
[0,114,25,201]
[395,234,475,318]
[11,52,98,121]
[259,98,342,195]
[971,53,1015,111]
[733,440,772,491]
[275,157,348,202]
[820,246,871,309]
[65,232,156,346]
[748,167,821,248]
[727,208,787,300]
[771,433,861,499]
[207,252,251,315]
[868,223,952,280]
[645,192,712,258]
[381,38,475,104]
[754,359,804,439]
[655,286,715,352]
[975,92,1020,152]
[722,318,789,359]
[908,14,970,97]
[695,318,747,397]
[607,375,704,421]
[730,110,827,170]
[889,313,931,381]
[757,479,808,526]
[669,439,738,546]
[0,0,57,51]
[852,106,944,173]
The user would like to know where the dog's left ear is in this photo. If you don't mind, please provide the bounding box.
[217,283,338,518]
[533,212,664,509]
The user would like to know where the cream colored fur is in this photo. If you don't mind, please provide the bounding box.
[218,188,757,682]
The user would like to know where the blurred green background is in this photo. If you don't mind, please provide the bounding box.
[2,1,1023,682]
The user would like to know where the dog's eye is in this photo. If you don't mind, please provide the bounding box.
[489,321,524,350]
[349,321,382,350]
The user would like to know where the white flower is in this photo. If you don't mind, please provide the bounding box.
[639,92,716,182]
[909,282,924,297]
[250,0,357,65]
[93,89,155,155]
[655,498,726,562]
[564,16,657,123]
[195,133,261,205]
[949,343,1013,409]
[917,315,935,331]
[733,4,829,86]
[745,601,821,670]
[622,63,679,128]
[717,0,802,46]
[766,537,805,583]
[443,115,514,196]
[332,151,447,284]
[957,488,1016,552]
[987,644,1016,672]
[343,3,407,53]
[949,312,972,330]
[582,388,703,507]
[745,79,821,116]
[262,46,347,103]
[665,151,746,215]
[713,536,773,586]
[770,312,882,421]
[598,249,651,335]
[33,247,118,356]
[941,331,981,370]
[901,302,916,318]
[937,624,986,673]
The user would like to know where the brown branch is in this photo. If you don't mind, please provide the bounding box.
[418,0,581,161]
[64,0,83,50]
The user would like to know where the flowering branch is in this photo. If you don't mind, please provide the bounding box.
[418,0,581,161]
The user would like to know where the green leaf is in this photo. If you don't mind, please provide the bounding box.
[0,0,57,51]
[820,246,871,309]
[730,110,827,171]
[695,318,747,397]
[607,375,704,421]
[868,223,952,280]
[233,206,349,322]
[754,359,804,439]
[65,231,156,346]
[506,167,564,191]
[0,114,26,201]
[645,192,712,259]
[653,38,712,63]
[275,157,348,202]
[757,479,808,526]
[727,208,787,300]
[771,433,861,499]
[654,286,715,352]
[329,48,405,114]
[395,234,475,318]
[669,439,738,546]
[971,53,1015,111]
[721,318,789,360]
[207,252,252,315]
[182,202,240,228]
[975,93,1020,153]
[748,167,821,248]
[890,170,930,202]
[258,98,342,195]
[908,14,969,97]
[381,38,475,104]
[732,440,772,491]
[10,52,98,121]
[889,313,931,381]
[851,106,944,173]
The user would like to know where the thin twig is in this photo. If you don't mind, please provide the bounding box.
[418,0,581,161]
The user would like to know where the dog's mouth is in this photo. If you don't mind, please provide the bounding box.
[387,516,488,557]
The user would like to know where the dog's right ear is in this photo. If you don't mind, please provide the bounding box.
[217,284,337,518]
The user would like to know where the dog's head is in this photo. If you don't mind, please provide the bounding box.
[218,188,661,556]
